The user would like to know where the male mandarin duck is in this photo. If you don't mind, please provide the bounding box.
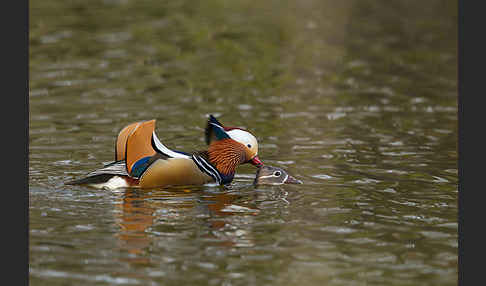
[254,165,303,185]
[66,115,264,189]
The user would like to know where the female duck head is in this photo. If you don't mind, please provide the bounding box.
[254,165,302,185]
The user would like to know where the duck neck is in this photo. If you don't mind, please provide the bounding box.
[208,139,246,176]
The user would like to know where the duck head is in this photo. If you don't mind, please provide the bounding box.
[254,165,303,185]
[205,115,264,176]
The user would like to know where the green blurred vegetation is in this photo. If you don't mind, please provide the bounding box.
[30,0,456,98]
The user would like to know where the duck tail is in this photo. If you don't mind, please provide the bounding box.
[65,174,117,185]
[65,160,129,185]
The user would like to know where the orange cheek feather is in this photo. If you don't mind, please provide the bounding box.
[208,139,246,175]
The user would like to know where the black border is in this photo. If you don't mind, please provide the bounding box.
[7,0,29,284]
[22,0,29,285]
[25,0,30,284]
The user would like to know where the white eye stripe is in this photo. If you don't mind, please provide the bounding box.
[256,174,276,180]
[256,173,289,185]
[258,173,287,179]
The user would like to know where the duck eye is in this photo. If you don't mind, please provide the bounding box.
[247,144,252,148]
[274,171,281,177]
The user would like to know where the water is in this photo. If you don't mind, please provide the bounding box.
[29,0,458,285]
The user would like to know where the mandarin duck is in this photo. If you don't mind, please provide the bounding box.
[66,115,264,189]
[254,165,302,185]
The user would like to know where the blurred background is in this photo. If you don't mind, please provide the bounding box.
[29,0,457,285]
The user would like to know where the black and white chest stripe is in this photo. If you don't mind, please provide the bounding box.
[191,154,222,185]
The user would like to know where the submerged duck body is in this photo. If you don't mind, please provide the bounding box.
[254,165,302,185]
[67,115,264,189]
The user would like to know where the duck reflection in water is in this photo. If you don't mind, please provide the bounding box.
[113,165,300,262]
[114,188,158,265]
[113,188,260,261]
